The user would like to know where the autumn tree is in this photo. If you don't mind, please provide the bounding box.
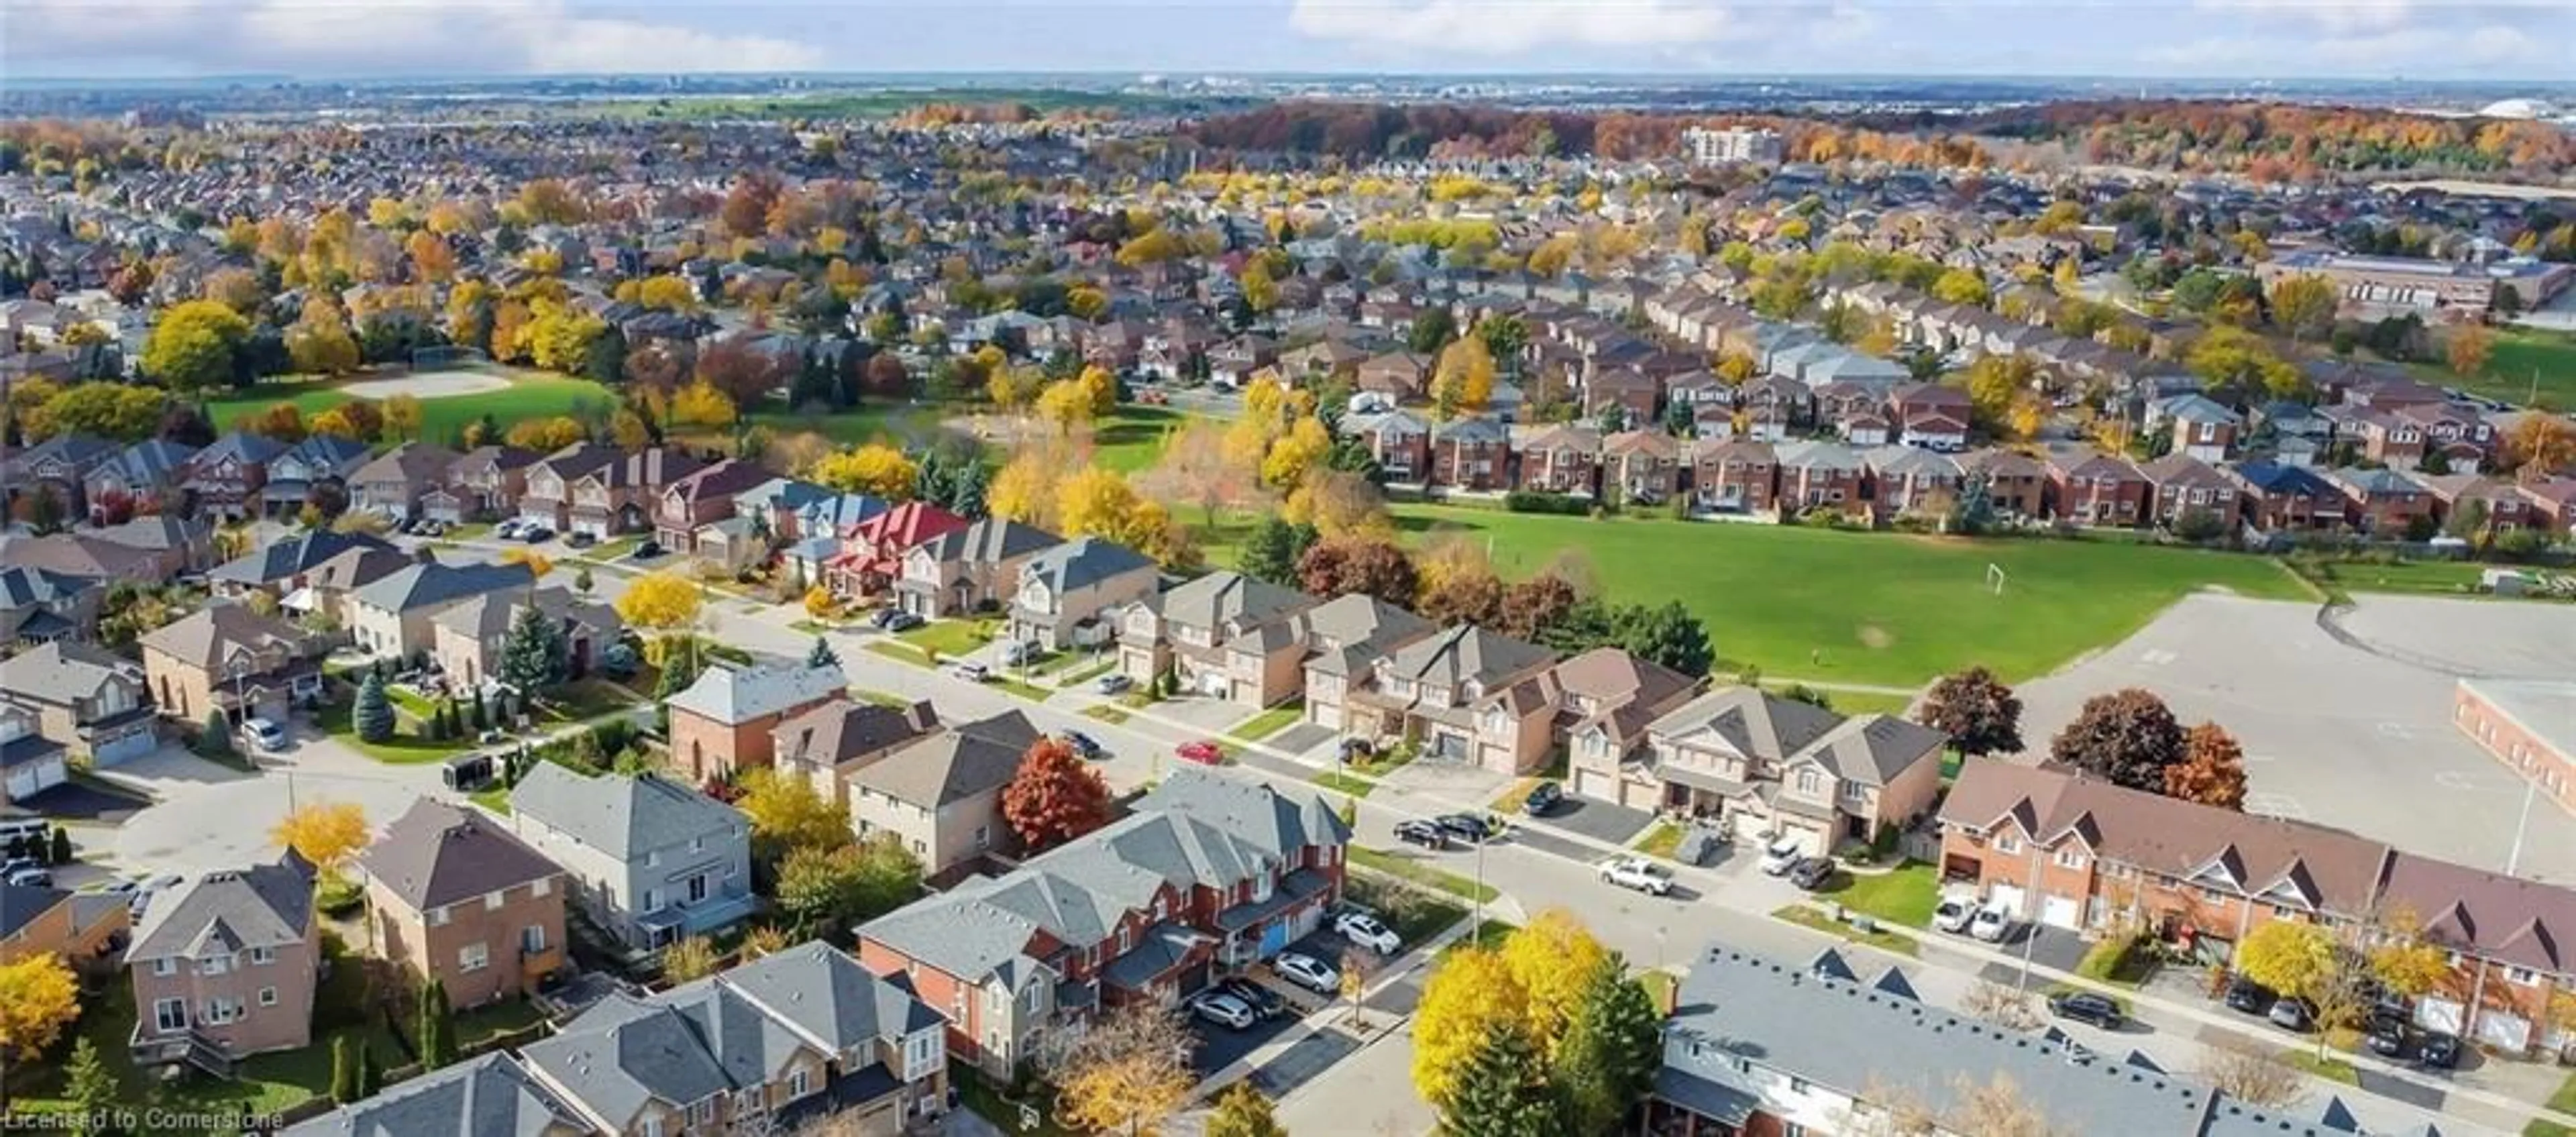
[504,416,586,451]
[776,836,922,932]
[1920,666,2025,757]
[142,299,251,390]
[2163,722,2249,810]
[2505,415,2576,474]
[2049,688,2185,793]
[0,953,80,1103]
[808,443,919,499]
[1058,468,1193,566]
[2187,325,2304,401]
[270,800,370,874]
[2267,274,2338,343]
[1002,738,1112,852]
[1553,953,1664,1137]
[2197,1040,2304,1110]
[1205,1081,1287,1137]
[1413,944,1529,1104]
[288,294,362,375]
[1430,335,1497,419]
[737,768,853,869]
[661,936,721,983]
[1298,537,1419,607]
[615,570,707,659]
[1043,1002,1196,1137]
[1439,1025,1562,1137]
[1140,417,1260,527]
[2447,324,2497,378]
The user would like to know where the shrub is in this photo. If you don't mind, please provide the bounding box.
[1503,489,1587,515]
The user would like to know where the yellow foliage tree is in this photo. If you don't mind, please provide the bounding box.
[1260,415,1332,489]
[669,379,739,429]
[1077,365,1119,416]
[269,800,370,873]
[288,295,361,376]
[637,274,698,312]
[615,570,706,637]
[380,394,423,442]
[804,585,837,620]
[987,450,1062,528]
[808,444,920,499]
[1411,944,1529,1104]
[0,954,80,1077]
[1497,908,1610,1052]
[500,547,555,578]
[1430,336,1496,419]
[1035,380,1097,435]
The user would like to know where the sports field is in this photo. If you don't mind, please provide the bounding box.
[1392,504,2318,688]
[207,370,618,443]
[2402,328,2576,410]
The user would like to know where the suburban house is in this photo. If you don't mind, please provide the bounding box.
[896,518,1061,621]
[1691,438,1776,515]
[1352,410,1432,484]
[0,882,127,968]
[1648,940,2330,1137]
[858,769,1348,1075]
[0,564,100,645]
[504,765,756,954]
[1007,536,1158,653]
[426,586,623,690]
[1961,449,2049,519]
[0,639,157,765]
[1593,686,1947,857]
[347,443,460,521]
[2325,466,2434,535]
[125,853,320,1077]
[1515,424,1603,496]
[666,661,849,782]
[1546,647,1703,775]
[1428,417,1511,493]
[345,561,539,661]
[828,500,970,598]
[772,697,944,808]
[1939,759,2576,1053]
[2047,449,2151,527]
[279,1052,592,1137]
[360,800,568,1010]
[1118,570,1320,708]
[258,435,372,519]
[139,605,328,730]
[849,710,1046,881]
[204,529,399,602]
[427,445,543,523]
[83,438,198,519]
[2146,393,2244,462]
[178,433,286,521]
[1299,594,1438,734]
[0,704,66,806]
[1602,429,1683,504]
[1344,625,1560,775]
[653,457,779,560]
[517,444,620,533]
[2139,455,2241,529]
[516,942,950,1135]
[2230,461,2342,533]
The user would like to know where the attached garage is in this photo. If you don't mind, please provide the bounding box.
[2040,894,2082,930]
[2476,1008,2532,1052]
[1986,883,2027,915]
[2,751,66,802]
[1307,701,1343,730]
[89,722,156,767]
[1572,767,1617,803]
[2416,996,2465,1035]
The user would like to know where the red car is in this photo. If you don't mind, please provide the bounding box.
[1175,740,1224,765]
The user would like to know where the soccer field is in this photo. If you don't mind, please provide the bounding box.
[1391,504,2318,688]
[207,370,619,443]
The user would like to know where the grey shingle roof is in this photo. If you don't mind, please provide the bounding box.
[0,884,65,940]
[664,662,847,726]
[278,1052,588,1137]
[1150,570,1315,633]
[1018,536,1154,594]
[350,561,535,615]
[509,765,745,862]
[0,640,141,708]
[772,698,940,769]
[138,604,313,671]
[849,710,1043,808]
[206,530,397,586]
[125,853,315,963]
[358,800,563,912]
[1801,714,1947,787]
[1648,685,1843,760]
[914,517,1061,566]
[1378,624,1556,689]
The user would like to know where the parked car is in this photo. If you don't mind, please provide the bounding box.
[1216,977,1286,1020]
[3,861,49,888]
[127,872,184,918]
[564,531,596,549]
[1756,838,1805,876]
[629,540,662,561]
[1434,813,1497,845]
[949,662,991,683]
[1096,673,1133,696]
[1175,739,1224,766]
[495,519,525,539]
[241,716,289,753]
[1394,820,1449,851]
[520,525,553,543]
[883,612,925,633]
[2223,976,2277,1016]
[2417,1032,2462,1069]
[1932,896,1976,934]
[1521,781,1563,816]
[2364,1009,2412,1058]
[1338,737,1376,763]
[1060,731,1102,761]
[1336,912,1401,955]
[1787,857,1835,891]
[1000,640,1037,665]
[1187,991,1257,1031]
[2268,996,2317,1033]
[1599,856,1674,896]
[2047,991,2126,1030]
[1273,952,1340,995]
[1968,902,2014,943]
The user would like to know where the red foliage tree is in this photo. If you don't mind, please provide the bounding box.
[695,339,794,408]
[1002,738,1112,853]
[1297,538,1419,609]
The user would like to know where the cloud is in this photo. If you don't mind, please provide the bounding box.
[1287,0,1767,56]
[2151,0,2557,72]
[7,0,824,76]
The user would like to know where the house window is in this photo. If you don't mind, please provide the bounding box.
[250,946,274,965]
[975,825,991,851]
[258,987,278,1008]
[486,890,505,911]
[2053,850,2086,870]
[152,958,176,977]
[153,998,187,1033]
[460,942,490,973]
[532,877,550,898]
[790,1067,811,1097]
[202,998,240,1026]
[687,874,710,905]
[523,925,547,955]
[1795,768,1821,795]
[1152,898,1167,922]
[1995,834,2021,854]
[1118,926,1132,954]
[691,1099,716,1124]
[2510,967,2542,987]
[428,906,450,927]
[198,955,231,977]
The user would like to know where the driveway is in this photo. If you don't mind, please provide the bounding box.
[1266,722,1336,761]
[15,779,151,825]
[1540,797,1657,847]
[108,730,447,877]
[1152,695,1256,736]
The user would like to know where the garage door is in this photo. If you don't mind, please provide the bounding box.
[1572,767,1611,802]
[2477,1009,2532,1052]
[2040,894,2082,930]
[2416,996,2465,1034]
[1988,883,2025,915]
[92,728,154,767]
[3,770,36,800]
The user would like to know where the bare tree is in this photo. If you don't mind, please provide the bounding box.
[1038,1001,1197,1137]
[2197,1040,2306,1110]
[1947,1071,2068,1137]
[1962,980,2043,1032]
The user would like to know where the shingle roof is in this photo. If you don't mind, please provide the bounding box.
[0,640,140,707]
[138,604,313,671]
[207,530,398,586]
[914,517,1061,566]
[1148,571,1315,633]
[772,698,940,769]
[849,710,1044,808]
[350,561,536,615]
[1018,536,1155,595]
[358,800,562,913]
[508,766,745,862]
[278,1052,587,1137]
[665,662,847,726]
[0,884,66,940]
[126,853,316,963]
[1378,624,1556,689]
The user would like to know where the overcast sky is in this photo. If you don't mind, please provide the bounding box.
[8,0,2570,83]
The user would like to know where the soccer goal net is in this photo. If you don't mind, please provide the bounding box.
[412,343,494,372]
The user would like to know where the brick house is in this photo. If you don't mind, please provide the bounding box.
[360,800,568,1011]
[140,606,327,731]
[2229,461,2343,533]
[1861,447,1964,523]
[2045,449,2151,527]
[666,662,849,782]
[895,519,1062,621]
[1340,625,1559,775]
[2137,454,2240,529]
[1690,437,1776,515]
[1513,424,1602,496]
[1601,430,1682,504]
[857,769,1348,1076]
[1587,686,1945,856]
[653,457,780,559]
[829,500,970,598]
[1,883,126,969]
[1348,410,1433,484]
[125,854,319,1075]
[427,445,542,524]
[2145,393,2243,462]
[1118,570,1320,708]
[2326,466,2434,535]
[179,433,286,523]
[773,697,943,808]
[1961,449,2049,520]
[1774,441,1870,519]
[1430,417,1511,492]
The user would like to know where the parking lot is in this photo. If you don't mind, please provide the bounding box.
[2014,593,2576,881]
[1185,930,1379,1077]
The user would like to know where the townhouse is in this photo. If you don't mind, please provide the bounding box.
[653,457,779,562]
[360,800,568,1011]
[1299,594,1440,735]
[1429,417,1511,493]
[1514,423,1603,496]
[2047,448,2151,527]
[426,445,543,524]
[1940,759,2576,1053]
[504,765,757,954]
[2139,454,2241,530]
[280,1052,592,1137]
[858,769,1348,1075]
[1690,438,1777,515]
[1119,570,1321,708]
[1342,624,1560,775]
[347,442,460,521]
[125,853,321,1077]
[427,586,624,690]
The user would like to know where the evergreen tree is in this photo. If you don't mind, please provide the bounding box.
[354,1041,380,1097]
[199,708,235,759]
[64,1037,119,1135]
[353,670,396,743]
[417,979,456,1070]
[1554,956,1664,1136]
[1238,517,1318,586]
[1439,1026,1561,1137]
[471,687,490,731]
[498,602,570,693]
[807,635,841,669]
[49,826,72,866]
[947,459,990,518]
[574,565,594,593]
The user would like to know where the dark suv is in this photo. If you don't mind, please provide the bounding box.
[2222,976,2276,1016]
[2047,991,2125,1030]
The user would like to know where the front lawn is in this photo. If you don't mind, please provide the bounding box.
[1633,822,1682,860]
[865,641,934,668]
[1388,504,2314,687]
[317,698,471,765]
[899,618,1000,661]
[1229,702,1303,743]
[1350,846,1500,904]
[1819,861,1941,929]
[469,784,513,814]
[1344,873,1468,947]
[1311,771,1377,797]
[1055,659,1117,688]
[1079,704,1131,725]
[1773,903,1920,957]
[2286,1049,2360,1086]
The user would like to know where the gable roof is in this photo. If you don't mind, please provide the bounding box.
[1147,570,1315,632]
[126,853,317,962]
[772,698,941,769]
[1378,624,1556,689]
[849,711,1044,808]
[279,1052,587,1137]
[207,530,398,586]
[358,800,562,913]
[1018,536,1154,594]
[509,766,745,861]
[0,639,141,706]
[1648,685,1845,760]
[349,561,535,614]
[138,604,315,671]
[665,662,846,726]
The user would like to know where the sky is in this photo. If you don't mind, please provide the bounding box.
[5,0,2571,83]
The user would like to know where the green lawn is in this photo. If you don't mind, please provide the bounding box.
[1229,702,1303,743]
[317,697,470,765]
[1079,704,1131,725]
[1390,504,2314,687]
[1350,846,1501,904]
[1055,659,1117,688]
[469,784,513,814]
[1093,406,1194,472]
[2291,555,2495,599]
[1312,771,1377,797]
[898,617,999,661]
[743,404,930,447]
[1440,919,1519,957]
[2286,1050,2361,1086]
[2402,328,2576,410]
[865,641,934,668]
[1777,686,1919,718]
[1633,822,1682,859]
[1819,861,1941,929]
[205,370,619,444]
[1774,903,1920,957]
[2523,1122,2571,1137]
